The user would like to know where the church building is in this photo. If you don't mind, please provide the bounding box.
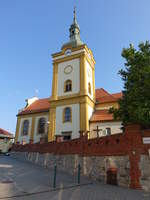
[15,9,123,144]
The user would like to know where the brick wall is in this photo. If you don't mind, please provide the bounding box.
[12,124,150,190]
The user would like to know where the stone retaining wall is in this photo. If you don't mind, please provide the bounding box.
[11,152,130,187]
[140,155,150,191]
[12,125,150,191]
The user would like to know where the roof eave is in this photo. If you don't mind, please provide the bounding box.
[17,109,49,117]
[90,119,121,123]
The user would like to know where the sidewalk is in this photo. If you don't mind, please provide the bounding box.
[0,155,149,200]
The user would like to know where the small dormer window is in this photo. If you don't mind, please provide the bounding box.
[64,80,72,92]
[65,49,71,55]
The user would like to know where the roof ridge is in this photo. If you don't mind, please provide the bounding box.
[38,97,50,100]
[96,88,110,93]
[111,91,122,95]
[0,128,13,135]
[18,97,50,116]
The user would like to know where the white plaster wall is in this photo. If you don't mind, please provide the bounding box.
[34,115,49,143]
[18,118,32,144]
[57,58,80,97]
[26,97,38,106]
[88,105,94,121]
[86,60,93,100]
[55,104,80,139]
[89,121,123,138]
[0,139,12,153]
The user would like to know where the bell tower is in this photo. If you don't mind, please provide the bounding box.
[48,8,96,141]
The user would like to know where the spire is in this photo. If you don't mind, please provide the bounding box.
[73,7,77,24]
[61,7,83,49]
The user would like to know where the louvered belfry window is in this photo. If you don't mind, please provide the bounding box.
[65,80,72,92]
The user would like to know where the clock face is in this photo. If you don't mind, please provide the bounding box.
[64,65,73,74]
[65,49,72,55]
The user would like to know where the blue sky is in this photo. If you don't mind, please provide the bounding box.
[0,0,150,134]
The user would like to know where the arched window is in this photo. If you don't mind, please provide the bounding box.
[64,80,72,92]
[63,107,72,122]
[22,120,29,136]
[38,118,46,134]
[88,82,92,95]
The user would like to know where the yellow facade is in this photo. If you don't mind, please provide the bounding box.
[48,44,96,141]
[15,112,49,143]
[48,108,56,141]
[15,10,121,144]
[15,117,21,143]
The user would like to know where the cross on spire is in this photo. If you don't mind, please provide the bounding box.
[73,6,77,24]
[61,7,83,49]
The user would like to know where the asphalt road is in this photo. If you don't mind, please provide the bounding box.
[0,155,149,200]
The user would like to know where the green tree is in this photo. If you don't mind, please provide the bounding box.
[110,41,150,128]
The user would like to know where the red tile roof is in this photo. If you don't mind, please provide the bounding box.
[0,128,13,138]
[18,98,50,116]
[95,88,110,99]
[92,89,122,122]
[17,89,122,116]
[111,92,123,99]
[90,109,114,122]
[96,88,122,104]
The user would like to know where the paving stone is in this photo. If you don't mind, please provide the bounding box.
[0,155,150,200]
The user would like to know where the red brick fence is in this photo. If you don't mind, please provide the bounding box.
[13,124,150,190]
